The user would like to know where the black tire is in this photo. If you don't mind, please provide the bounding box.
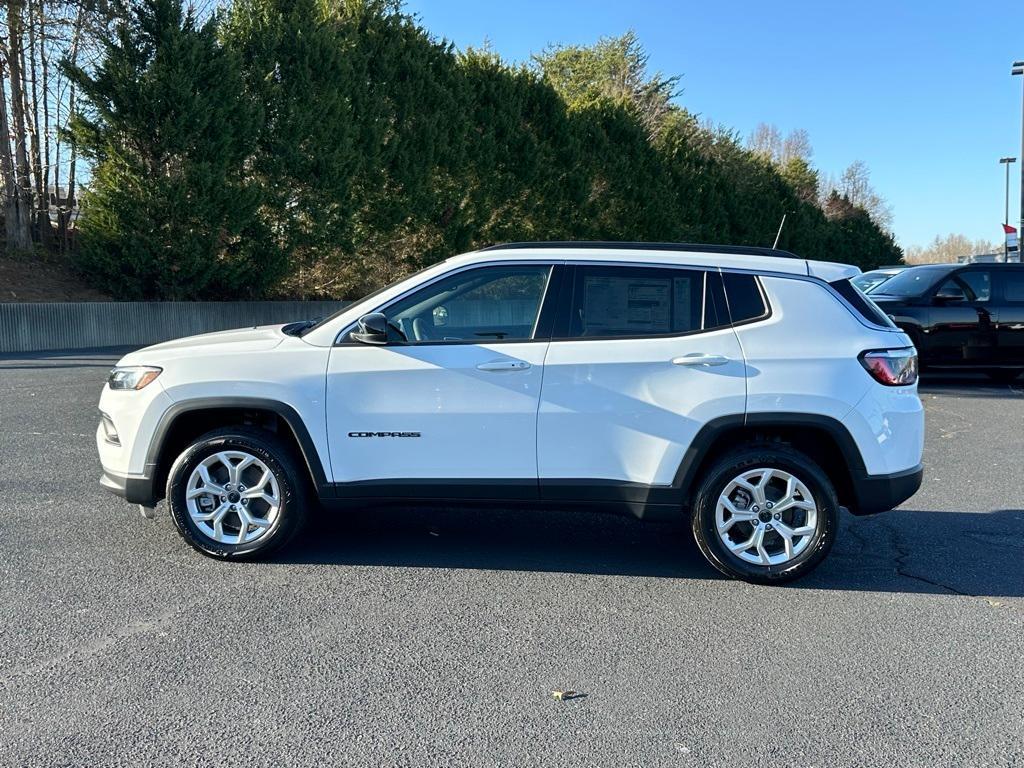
[985,369,1022,384]
[166,426,308,560]
[690,445,839,584]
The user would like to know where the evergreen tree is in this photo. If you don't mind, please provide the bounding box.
[66,1,902,299]
[64,0,276,299]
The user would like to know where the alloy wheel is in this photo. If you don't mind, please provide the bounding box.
[184,450,282,545]
[714,467,819,566]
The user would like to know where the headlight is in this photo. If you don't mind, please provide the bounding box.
[107,366,162,391]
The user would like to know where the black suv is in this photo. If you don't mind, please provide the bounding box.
[868,263,1024,382]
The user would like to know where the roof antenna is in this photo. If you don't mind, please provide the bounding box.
[772,213,788,250]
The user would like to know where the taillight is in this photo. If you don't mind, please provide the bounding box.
[859,348,918,386]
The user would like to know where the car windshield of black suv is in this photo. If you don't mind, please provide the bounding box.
[870,266,948,297]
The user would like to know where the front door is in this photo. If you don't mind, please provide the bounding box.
[536,264,747,505]
[926,270,996,367]
[325,262,557,498]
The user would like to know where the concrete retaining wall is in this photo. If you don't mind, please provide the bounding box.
[0,301,349,353]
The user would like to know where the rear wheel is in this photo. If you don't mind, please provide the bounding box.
[690,446,838,584]
[985,369,1022,384]
[166,427,308,559]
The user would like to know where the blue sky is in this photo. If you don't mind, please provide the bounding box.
[404,0,1024,251]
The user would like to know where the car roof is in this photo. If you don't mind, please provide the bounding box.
[453,241,859,282]
[897,263,958,273]
[908,262,1024,272]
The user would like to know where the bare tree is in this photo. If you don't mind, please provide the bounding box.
[781,128,812,164]
[904,234,998,264]
[56,1,88,253]
[748,122,782,162]
[1,0,103,254]
[831,160,894,233]
[3,0,35,250]
[25,0,50,244]
[0,59,26,249]
[749,124,813,167]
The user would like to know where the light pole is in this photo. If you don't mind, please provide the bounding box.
[1014,61,1024,261]
[1000,157,1017,260]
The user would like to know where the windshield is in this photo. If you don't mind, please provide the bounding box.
[853,272,895,293]
[870,267,948,297]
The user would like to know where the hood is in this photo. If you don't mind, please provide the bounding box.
[119,324,287,364]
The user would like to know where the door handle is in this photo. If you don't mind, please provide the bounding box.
[672,353,730,367]
[476,360,532,372]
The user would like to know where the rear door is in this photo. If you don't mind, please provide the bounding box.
[536,263,747,505]
[993,268,1024,366]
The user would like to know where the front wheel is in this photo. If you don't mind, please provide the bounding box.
[690,446,838,584]
[166,427,308,560]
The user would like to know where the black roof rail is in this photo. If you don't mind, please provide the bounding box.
[477,240,802,259]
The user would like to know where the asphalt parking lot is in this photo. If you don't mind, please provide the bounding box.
[1,350,1023,767]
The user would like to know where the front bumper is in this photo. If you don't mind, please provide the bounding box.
[848,463,923,515]
[100,469,159,506]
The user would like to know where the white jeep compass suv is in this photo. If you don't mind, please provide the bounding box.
[97,242,924,583]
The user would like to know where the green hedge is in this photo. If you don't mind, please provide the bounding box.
[66,0,902,300]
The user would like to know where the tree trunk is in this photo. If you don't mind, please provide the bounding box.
[6,0,35,251]
[26,0,52,248]
[37,0,49,199]
[57,2,85,255]
[0,63,26,251]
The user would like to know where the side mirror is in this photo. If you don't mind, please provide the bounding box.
[351,313,389,345]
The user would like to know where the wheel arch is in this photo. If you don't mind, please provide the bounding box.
[145,397,330,504]
[673,413,866,512]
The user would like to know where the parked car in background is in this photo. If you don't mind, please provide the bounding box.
[853,266,908,294]
[96,242,924,584]
[869,263,1024,382]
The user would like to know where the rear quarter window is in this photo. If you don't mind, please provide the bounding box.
[722,273,769,324]
[830,278,896,328]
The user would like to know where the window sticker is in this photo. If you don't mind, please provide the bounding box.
[583,276,671,334]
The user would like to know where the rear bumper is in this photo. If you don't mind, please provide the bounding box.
[100,470,158,507]
[848,464,923,515]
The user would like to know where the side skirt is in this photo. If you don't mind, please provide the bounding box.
[322,479,683,521]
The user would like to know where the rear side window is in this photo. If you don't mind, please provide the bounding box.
[996,271,1024,302]
[830,278,896,328]
[722,273,769,324]
[561,265,704,338]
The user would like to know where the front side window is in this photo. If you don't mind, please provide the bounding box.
[381,264,552,343]
[562,265,704,338]
[935,271,990,302]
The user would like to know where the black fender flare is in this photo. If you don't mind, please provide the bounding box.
[671,412,867,503]
[144,396,331,498]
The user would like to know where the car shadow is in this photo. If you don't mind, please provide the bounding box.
[272,503,1024,597]
[919,371,1023,398]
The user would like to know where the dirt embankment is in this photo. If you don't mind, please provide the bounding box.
[0,254,111,302]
